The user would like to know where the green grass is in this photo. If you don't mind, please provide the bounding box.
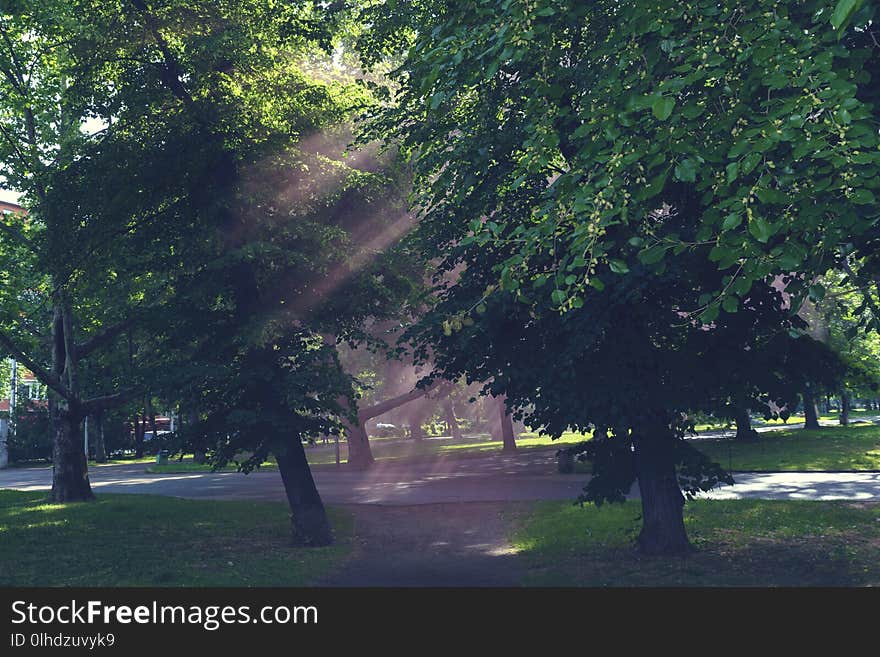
[692,408,876,432]
[304,430,591,466]
[694,424,880,471]
[0,490,352,586]
[145,460,278,474]
[511,499,880,586]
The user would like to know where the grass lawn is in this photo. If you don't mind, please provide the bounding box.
[512,499,880,586]
[0,491,352,586]
[303,430,591,467]
[692,424,880,471]
[145,459,278,474]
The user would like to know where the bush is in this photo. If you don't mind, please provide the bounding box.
[7,405,51,463]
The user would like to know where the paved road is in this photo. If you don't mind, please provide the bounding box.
[2,449,879,504]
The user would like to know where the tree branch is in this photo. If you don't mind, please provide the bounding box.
[81,391,129,414]
[357,379,441,422]
[76,316,137,358]
[0,329,73,401]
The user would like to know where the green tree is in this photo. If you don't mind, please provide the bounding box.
[359,0,880,553]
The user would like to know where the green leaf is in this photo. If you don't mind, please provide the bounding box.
[674,159,697,183]
[652,96,675,121]
[851,188,875,205]
[721,296,739,313]
[741,151,761,174]
[722,213,742,231]
[808,283,826,301]
[638,244,670,265]
[551,289,566,305]
[754,187,788,204]
[608,258,629,274]
[726,161,739,184]
[748,216,774,243]
[699,304,720,324]
[429,90,446,109]
[830,0,864,32]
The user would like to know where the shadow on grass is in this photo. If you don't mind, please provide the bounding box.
[511,499,880,586]
[0,490,352,587]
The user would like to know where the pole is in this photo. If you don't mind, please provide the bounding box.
[84,414,89,462]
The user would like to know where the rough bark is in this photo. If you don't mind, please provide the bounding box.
[345,420,374,469]
[632,417,690,555]
[499,401,517,453]
[48,301,93,502]
[840,393,850,426]
[273,439,333,546]
[733,408,757,441]
[49,400,93,502]
[442,399,462,440]
[802,389,820,429]
[134,410,146,458]
[92,411,107,463]
[193,450,207,464]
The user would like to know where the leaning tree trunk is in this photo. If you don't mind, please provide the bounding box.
[272,437,333,546]
[632,418,690,555]
[802,389,820,429]
[92,412,107,463]
[345,420,375,469]
[840,393,850,426]
[443,399,462,440]
[49,400,93,502]
[734,408,756,440]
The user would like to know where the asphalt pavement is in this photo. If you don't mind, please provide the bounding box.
[1,447,878,504]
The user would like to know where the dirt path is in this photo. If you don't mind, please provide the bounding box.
[317,502,534,587]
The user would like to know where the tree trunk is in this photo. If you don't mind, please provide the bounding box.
[345,420,374,469]
[840,393,850,426]
[272,438,333,546]
[92,412,107,463]
[802,389,820,429]
[500,403,517,453]
[734,408,756,440]
[443,399,462,440]
[632,418,690,555]
[408,406,427,441]
[134,409,146,458]
[49,400,93,502]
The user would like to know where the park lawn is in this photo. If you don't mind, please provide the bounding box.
[511,499,880,586]
[693,424,880,471]
[145,460,278,474]
[304,430,591,466]
[0,491,352,586]
[691,408,876,432]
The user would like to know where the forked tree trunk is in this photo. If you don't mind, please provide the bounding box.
[802,390,820,429]
[632,418,690,556]
[840,393,850,426]
[49,401,93,502]
[443,399,462,440]
[345,420,375,470]
[272,438,333,546]
[92,412,107,463]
